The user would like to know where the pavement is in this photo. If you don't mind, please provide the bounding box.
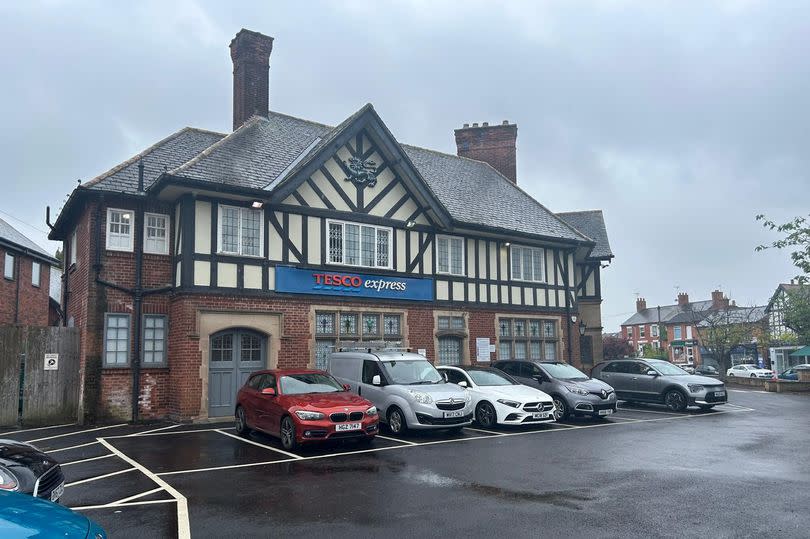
[2,389,808,538]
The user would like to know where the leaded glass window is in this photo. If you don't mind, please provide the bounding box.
[340,313,358,336]
[326,220,392,269]
[510,245,545,282]
[383,314,401,336]
[316,313,335,335]
[219,205,262,256]
[437,337,462,365]
[498,318,558,361]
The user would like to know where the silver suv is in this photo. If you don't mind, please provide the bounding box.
[591,359,728,411]
[328,350,473,434]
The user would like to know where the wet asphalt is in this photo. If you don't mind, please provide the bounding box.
[2,388,808,538]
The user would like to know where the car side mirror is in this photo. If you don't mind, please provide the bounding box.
[261,387,276,396]
[342,383,351,391]
[458,380,468,388]
[372,375,381,386]
[646,370,658,376]
[533,375,545,382]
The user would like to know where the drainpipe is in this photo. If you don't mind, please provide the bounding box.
[13,254,21,324]
[564,250,573,364]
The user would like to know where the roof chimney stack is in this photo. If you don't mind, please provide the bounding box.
[230,29,274,131]
[677,292,689,306]
[711,289,730,310]
[454,121,518,184]
[636,297,647,313]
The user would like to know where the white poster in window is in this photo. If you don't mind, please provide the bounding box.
[476,338,491,362]
[44,353,59,371]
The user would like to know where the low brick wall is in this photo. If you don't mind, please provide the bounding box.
[764,380,810,393]
[725,377,769,388]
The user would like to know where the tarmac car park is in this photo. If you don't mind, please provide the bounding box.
[0,387,800,538]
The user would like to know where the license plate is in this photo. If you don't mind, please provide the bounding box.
[335,422,361,432]
[714,391,726,397]
[50,482,64,502]
[598,409,614,416]
[444,410,464,418]
[532,412,549,419]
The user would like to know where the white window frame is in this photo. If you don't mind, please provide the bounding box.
[4,253,14,280]
[674,326,682,340]
[435,235,465,276]
[69,231,77,266]
[510,245,545,283]
[326,219,393,270]
[106,208,134,252]
[651,325,659,338]
[143,212,170,255]
[31,261,41,287]
[639,326,645,338]
[218,205,264,258]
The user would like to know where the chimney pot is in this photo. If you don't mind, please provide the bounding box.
[677,292,689,306]
[230,29,275,131]
[502,120,509,125]
[472,123,479,127]
[454,120,519,183]
[463,123,469,128]
[482,122,489,127]
[636,297,647,313]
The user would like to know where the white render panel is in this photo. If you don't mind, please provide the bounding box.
[308,217,321,265]
[244,265,262,289]
[479,283,488,303]
[466,239,475,278]
[267,266,276,290]
[396,229,407,272]
[490,284,499,303]
[488,241,497,279]
[218,262,237,288]
[368,182,406,217]
[175,262,181,286]
[437,280,449,301]
[422,236,433,273]
[268,212,283,261]
[194,201,211,254]
[500,285,509,303]
[537,289,547,307]
[175,202,182,255]
[194,261,210,286]
[525,287,535,306]
[478,241,486,278]
[310,170,351,212]
[323,156,355,203]
[568,254,575,287]
[511,286,522,305]
[298,181,325,208]
[288,213,303,263]
[557,290,565,309]
[409,231,419,273]
[392,197,419,222]
[282,195,297,205]
[586,270,596,296]
[545,250,554,284]
[467,283,476,302]
[452,281,464,300]
[499,246,508,281]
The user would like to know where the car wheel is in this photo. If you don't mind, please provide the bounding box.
[387,407,407,435]
[664,389,687,412]
[234,406,250,437]
[552,396,569,420]
[280,416,297,451]
[475,401,497,428]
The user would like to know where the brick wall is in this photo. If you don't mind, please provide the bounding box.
[454,122,518,183]
[0,246,52,326]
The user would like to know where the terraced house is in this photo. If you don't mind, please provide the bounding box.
[49,29,613,422]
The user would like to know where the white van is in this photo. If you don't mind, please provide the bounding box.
[328,349,473,435]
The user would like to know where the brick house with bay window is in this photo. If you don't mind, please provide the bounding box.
[49,29,613,422]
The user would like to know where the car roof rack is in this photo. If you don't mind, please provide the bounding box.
[337,341,410,354]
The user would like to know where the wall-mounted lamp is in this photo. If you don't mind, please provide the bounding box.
[504,242,511,247]
[251,201,264,209]
[405,220,416,228]
[579,321,587,336]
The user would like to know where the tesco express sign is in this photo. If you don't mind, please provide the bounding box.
[275,267,433,301]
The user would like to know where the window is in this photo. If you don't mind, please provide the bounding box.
[4,253,14,280]
[144,213,169,255]
[315,310,403,369]
[327,220,391,269]
[510,245,545,282]
[626,327,633,339]
[674,326,682,340]
[651,325,659,338]
[142,315,167,365]
[106,208,134,251]
[444,368,469,385]
[438,316,465,330]
[31,262,40,287]
[436,235,464,275]
[104,314,130,366]
[498,317,557,361]
[640,326,645,338]
[686,347,694,360]
[69,231,77,266]
[219,205,263,257]
[362,360,384,384]
[437,337,463,365]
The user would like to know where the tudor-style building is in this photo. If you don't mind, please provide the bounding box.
[49,29,613,422]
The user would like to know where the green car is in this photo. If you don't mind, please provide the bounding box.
[0,490,106,538]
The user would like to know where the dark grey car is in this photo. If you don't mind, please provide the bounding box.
[591,359,728,411]
[492,360,617,420]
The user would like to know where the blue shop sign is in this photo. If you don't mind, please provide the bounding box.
[275,266,434,301]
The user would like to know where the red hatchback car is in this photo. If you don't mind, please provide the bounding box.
[234,369,379,450]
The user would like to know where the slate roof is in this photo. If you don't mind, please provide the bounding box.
[556,210,613,259]
[697,306,767,327]
[80,107,596,245]
[0,217,55,262]
[622,300,714,326]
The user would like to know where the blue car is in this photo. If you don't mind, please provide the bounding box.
[778,364,810,381]
[0,490,106,538]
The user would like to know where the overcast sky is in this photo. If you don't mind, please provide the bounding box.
[1,0,806,331]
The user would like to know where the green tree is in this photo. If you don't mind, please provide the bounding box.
[756,213,810,283]
[784,286,810,343]
[688,306,766,375]
[641,344,668,360]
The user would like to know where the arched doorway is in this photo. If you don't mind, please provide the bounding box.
[208,328,266,417]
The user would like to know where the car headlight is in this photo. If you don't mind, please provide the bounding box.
[497,399,521,408]
[408,391,433,404]
[687,384,705,393]
[365,406,378,417]
[564,385,590,396]
[294,410,325,420]
[0,466,19,491]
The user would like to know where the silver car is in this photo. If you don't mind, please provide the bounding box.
[591,359,728,411]
[328,350,473,434]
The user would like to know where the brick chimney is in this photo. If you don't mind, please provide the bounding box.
[230,29,274,131]
[636,297,647,313]
[711,289,730,310]
[677,292,689,306]
[454,121,518,183]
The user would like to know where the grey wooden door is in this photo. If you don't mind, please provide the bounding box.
[209,329,265,417]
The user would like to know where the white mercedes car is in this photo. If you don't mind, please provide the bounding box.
[726,364,774,379]
[437,365,555,428]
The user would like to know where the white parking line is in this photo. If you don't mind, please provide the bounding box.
[126,424,181,437]
[608,416,642,422]
[375,434,417,445]
[0,423,75,437]
[109,487,165,506]
[99,438,191,539]
[157,406,754,477]
[728,389,769,394]
[28,423,128,443]
[61,453,115,466]
[214,429,303,459]
[64,467,136,488]
[616,407,682,416]
[104,427,224,439]
[464,427,505,436]
[46,441,100,453]
[71,499,177,511]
